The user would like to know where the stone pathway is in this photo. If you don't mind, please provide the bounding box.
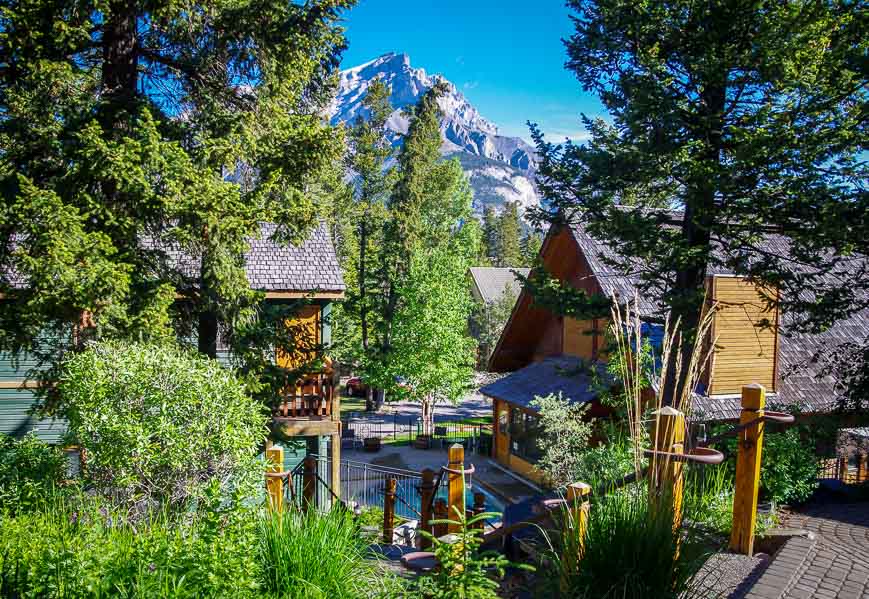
[745,502,869,599]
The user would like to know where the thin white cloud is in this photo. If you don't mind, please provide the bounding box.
[463,81,479,90]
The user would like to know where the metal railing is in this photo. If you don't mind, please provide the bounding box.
[297,454,425,520]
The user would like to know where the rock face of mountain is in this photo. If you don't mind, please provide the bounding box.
[329,53,539,213]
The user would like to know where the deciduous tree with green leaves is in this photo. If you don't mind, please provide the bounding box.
[362,82,479,426]
[0,0,352,386]
[532,0,868,408]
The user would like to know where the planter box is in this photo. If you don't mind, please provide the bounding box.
[414,434,433,450]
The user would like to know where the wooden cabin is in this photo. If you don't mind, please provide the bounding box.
[481,220,867,482]
[0,221,346,492]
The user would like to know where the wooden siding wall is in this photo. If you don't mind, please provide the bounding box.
[563,318,606,360]
[490,227,601,372]
[276,305,322,369]
[707,277,779,395]
[0,348,66,443]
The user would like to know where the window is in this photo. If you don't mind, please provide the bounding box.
[509,409,542,464]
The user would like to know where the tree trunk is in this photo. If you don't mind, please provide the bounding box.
[659,79,725,409]
[198,310,218,359]
[359,218,369,353]
[101,3,138,115]
[421,397,435,437]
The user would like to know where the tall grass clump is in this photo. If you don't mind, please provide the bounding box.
[258,508,403,599]
[538,296,720,598]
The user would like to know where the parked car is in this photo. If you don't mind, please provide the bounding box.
[345,376,368,398]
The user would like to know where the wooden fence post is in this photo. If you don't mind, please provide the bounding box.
[447,444,466,534]
[837,456,849,483]
[471,492,486,531]
[383,478,397,544]
[433,498,449,539]
[649,406,685,530]
[418,469,436,549]
[303,455,317,510]
[560,482,591,593]
[857,454,868,484]
[730,384,766,556]
[265,446,284,513]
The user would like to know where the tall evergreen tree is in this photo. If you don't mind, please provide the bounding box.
[481,205,500,264]
[533,0,868,408]
[0,1,351,373]
[521,230,543,266]
[497,202,523,267]
[334,78,395,409]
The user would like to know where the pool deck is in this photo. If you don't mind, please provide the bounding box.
[341,443,540,507]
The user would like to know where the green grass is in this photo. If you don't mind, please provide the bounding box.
[339,393,367,418]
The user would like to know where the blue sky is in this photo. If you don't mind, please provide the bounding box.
[339,0,604,143]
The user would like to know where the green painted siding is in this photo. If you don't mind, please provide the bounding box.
[0,388,67,444]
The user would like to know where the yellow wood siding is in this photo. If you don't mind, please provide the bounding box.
[563,318,596,359]
[708,277,778,395]
[276,305,321,369]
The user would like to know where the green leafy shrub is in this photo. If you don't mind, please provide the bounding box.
[258,507,403,598]
[758,427,820,505]
[0,494,260,598]
[415,506,530,599]
[58,341,267,511]
[0,433,68,514]
[713,420,824,506]
[531,393,593,487]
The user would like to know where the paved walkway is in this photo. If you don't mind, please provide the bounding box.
[745,501,869,599]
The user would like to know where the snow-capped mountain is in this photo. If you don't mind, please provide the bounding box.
[329,52,540,213]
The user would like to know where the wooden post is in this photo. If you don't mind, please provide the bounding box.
[383,478,397,544]
[730,384,766,556]
[266,446,284,513]
[303,455,317,510]
[433,498,449,539]
[561,482,591,593]
[649,406,685,531]
[418,469,436,549]
[857,454,868,484]
[837,456,849,483]
[447,444,466,533]
[331,381,341,501]
[471,491,486,531]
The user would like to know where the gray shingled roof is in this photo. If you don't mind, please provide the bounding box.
[479,355,607,411]
[162,221,344,292]
[244,222,344,292]
[568,219,869,417]
[469,267,529,303]
[3,221,345,294]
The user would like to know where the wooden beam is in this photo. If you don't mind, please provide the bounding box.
[276,418,339,437]
[263,291,345,300]
[0,380,42,390]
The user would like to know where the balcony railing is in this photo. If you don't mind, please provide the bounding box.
[273,371,336,419]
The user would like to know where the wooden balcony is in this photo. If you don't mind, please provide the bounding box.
[272,370,340,437]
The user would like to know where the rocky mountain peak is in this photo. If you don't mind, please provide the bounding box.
[330,53,541,214]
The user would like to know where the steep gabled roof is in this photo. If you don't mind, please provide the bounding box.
[468,267,529,303]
